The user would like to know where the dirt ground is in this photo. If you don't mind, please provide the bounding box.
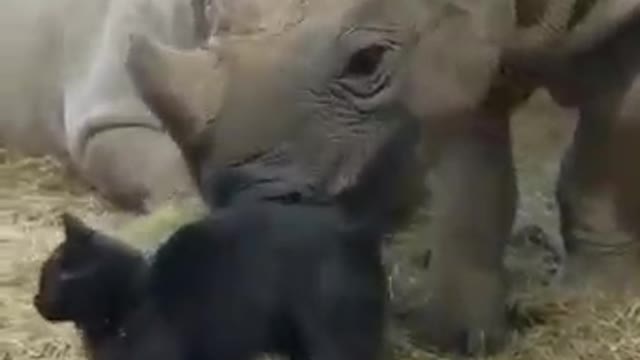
[2,91,640,359]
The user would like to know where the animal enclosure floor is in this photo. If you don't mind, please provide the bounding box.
[2,92,640,360]
[0,150,133,360]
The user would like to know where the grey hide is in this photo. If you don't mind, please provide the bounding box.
[127,0,640,357]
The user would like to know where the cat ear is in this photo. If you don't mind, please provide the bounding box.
[60,213,94,243]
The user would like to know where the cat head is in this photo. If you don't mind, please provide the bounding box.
[33,213,146,328]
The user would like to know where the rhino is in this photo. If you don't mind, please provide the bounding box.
[125,0,640,356]
[0,0,303,211]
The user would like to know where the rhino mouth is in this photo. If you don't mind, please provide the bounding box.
[199,147,330,209]
[199,116,422,218]
[207,166,325,208]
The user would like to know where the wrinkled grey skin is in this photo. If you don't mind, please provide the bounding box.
[126,0,640,356]
[127,0,511,355]
[407,0,640,355]
[507,1,640,292]
[486,0,640,290]
[403,0,640,355]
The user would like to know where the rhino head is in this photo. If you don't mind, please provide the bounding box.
[126,0,610,213]
[126,0,512,220]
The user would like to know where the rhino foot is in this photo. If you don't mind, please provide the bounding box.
[399,266,508,356]
[562,231,640,293]
[505,224,565,287]
[78,125,195,212]
[557,179,640,291]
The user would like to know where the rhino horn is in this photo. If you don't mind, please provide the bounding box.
[126,33,225,151]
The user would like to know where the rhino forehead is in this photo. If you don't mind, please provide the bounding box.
[205,16,353,165]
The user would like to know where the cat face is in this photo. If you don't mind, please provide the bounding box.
[33,214,144,325]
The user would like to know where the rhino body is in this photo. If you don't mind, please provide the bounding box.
[126,0,514,355]
[1,0,304,210]
[0,0,209,210]
[126,0,640,356]
[409,0,640,354]
[397,0,640,354]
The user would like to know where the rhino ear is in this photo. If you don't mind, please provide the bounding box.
[126,33,225,151]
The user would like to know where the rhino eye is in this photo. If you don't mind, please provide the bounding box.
[342,44,388,78]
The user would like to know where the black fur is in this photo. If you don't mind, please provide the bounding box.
[33,214,145,330]
[149,201,388,360]
[36,200,389,360]
[33,213,183,360]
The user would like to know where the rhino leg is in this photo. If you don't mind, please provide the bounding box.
[404,116,516,356]
[612,78,640,245]
[555,87,640,290]
[548,15,640,290]
[78,124,194,212]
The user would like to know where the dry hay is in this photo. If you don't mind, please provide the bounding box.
[2,97,640,360]
[0,149,114,360]
[385,287,640,360]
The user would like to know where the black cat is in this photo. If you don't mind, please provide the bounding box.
[35,199,388,360]
[33,213,183,360]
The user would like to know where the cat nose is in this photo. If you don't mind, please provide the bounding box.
[32,294,61,321]
[33,293,45,310]
[33,293,52,314]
